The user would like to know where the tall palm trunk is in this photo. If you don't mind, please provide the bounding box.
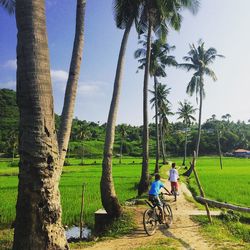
[160,119,167,164]
[101,19,133,218]
[138,21,152,196]
[119,140,123,164]
[183,124,188,166]
[196,78,204,157]
[217,129,223,169]
[13,0,68,249]
[58,0,86,165]
[154,76,159,173]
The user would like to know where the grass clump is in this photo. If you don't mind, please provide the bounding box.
[101,210,137,238]
[0,226,13,250]
[192,215,250,248]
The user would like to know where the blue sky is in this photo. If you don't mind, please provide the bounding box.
[0,0,250,125]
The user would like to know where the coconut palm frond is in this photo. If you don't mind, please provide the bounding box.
[0,0,15,14]
[204,67,217,81]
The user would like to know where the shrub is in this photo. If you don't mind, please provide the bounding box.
[219,209,241,222]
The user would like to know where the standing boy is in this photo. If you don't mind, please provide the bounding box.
[169,163,179,196]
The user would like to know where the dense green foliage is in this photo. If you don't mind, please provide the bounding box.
[0,89,19,156]
[1,88,250,159]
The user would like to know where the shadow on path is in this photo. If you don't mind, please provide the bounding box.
[160,227,194,250]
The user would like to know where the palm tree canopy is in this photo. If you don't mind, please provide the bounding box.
[150,82,173,129]
[159,104,173,132]
[113,0,141,29]
[138,0,200,40]
[0,0,15,14]
[176,100,196,126]
[135,38,177,77]
[149,82,171,109]
[179,40,224,98]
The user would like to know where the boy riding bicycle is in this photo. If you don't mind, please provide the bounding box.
[148,173,170,222]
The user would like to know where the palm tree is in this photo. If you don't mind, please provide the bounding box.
[0,0,15,14]
[210,114,223,169]
[77,124,91,165]
[157,84,173,164]
[135,38,177,173]
[176,100,196,166]
[101,0,141,218]
[8,130,18,162]
[179,40,224,156]
[137,0,200,195]
[13,0,68,248]
[150,82,172,164]
[58,0,86,166]
[118,124,127,164]
[222,113,231,123]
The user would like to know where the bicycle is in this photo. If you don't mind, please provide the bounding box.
[143,193,173,236]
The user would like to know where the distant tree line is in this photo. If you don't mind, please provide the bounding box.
[1,88,249,159]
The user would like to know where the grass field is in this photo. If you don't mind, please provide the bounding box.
[177,157,250,207]
[0,156,250,249]
[0,157,156,227]
[1,156,249,228]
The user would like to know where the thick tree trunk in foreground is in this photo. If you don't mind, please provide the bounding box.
[154,76,159,173]
[101,19,133,217]
[58,0,86,165]
[138,22,152,196]
[13,0,68,249]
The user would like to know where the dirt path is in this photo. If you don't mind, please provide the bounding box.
[78,182,221,250]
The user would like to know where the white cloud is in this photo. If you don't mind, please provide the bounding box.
[51,70,68,82]
[78,81,109,97]
[78,84,100,96]
[0,80,16,89]
[3,59,17,70]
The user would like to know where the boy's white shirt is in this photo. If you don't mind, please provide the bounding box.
[169,168,179,182]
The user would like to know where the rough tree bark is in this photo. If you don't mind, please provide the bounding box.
[13,0,68,249]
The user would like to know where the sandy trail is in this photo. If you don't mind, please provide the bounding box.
[78,182,221,250]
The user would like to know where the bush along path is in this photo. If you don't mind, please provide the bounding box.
[73,181,236,250]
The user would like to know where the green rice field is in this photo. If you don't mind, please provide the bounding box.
[0,157,155,227]
[179,157,250,207]
[0,156,249,229]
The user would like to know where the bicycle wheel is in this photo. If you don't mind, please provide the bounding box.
[143,208,157,236]
[163,204,173,228]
